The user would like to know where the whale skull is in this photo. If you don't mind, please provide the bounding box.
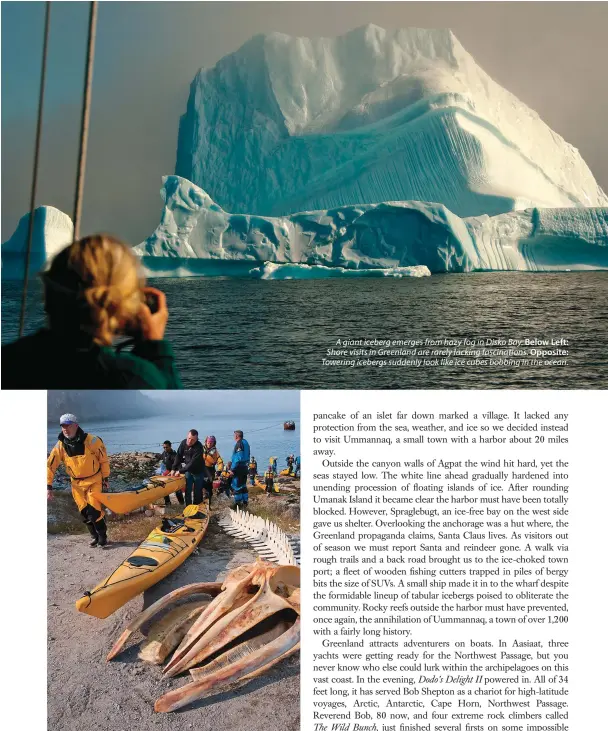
[107,560,300,712]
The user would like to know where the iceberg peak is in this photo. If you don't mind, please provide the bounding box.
[175,24,607,219]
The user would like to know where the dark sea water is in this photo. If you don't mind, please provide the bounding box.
[4,273,607,389]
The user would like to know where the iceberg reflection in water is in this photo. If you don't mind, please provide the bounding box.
[4,273,606,390]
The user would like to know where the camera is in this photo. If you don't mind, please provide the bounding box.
[143,289,160,314]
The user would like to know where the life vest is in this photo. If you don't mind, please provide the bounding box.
[203,446,223,470]
[49,434,104,482]
[47,433,109,513]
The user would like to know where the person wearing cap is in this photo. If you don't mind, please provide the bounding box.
[230,430,251,509]
[47,414,110,547]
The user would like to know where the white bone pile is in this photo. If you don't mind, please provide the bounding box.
[218,508,300,566]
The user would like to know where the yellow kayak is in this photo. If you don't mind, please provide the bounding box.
[76,502,209,619]
[91,475,185,515]
[252,477,279,494]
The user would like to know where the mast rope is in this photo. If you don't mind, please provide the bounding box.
[18,1,51,337]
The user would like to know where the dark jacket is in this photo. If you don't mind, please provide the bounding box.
[1,329,182,389]
[162,448,178,472]
[175,439,207,476]
[58,427,89,457]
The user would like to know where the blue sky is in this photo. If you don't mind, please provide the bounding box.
[147,388,300,416]
[2,1,606,243]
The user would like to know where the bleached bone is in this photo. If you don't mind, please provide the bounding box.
[107,561,300,713]
[156,561,300,711]
[218,507,299,565]
[106,582,222,661]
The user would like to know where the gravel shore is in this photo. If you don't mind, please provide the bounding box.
[47,517,300,731]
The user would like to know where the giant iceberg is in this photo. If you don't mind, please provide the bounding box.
[136,176,608,275]
[175,24,608,218]
[1,206,73,280]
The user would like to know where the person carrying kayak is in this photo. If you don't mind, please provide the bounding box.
[47,413,110,547]
[170,430,206,505]
[294,455,301,477]
[248,456,258,486]
[264,466,276,494]
[160,440,185,507]
[201,435,223,505]
[230,430,250,509]
[269,456,278,476]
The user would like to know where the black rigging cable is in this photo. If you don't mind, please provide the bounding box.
[72,1,98,241]
[18,2,51,338]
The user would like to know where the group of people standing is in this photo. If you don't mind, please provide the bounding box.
[47,415,254,548]
[286,454,300,476]
[48,413,300,548]
[161,439,300,501]
[159,429,251,508]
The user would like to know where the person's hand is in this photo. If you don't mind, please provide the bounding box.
[47,488,53,501]
[138,287,168,341]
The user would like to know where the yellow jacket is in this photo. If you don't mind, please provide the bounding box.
[47,433,110,513]
[203,447,223,471]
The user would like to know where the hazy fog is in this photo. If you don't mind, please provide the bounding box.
[3,2,606,243]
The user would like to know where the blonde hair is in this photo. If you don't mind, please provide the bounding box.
[43,234,144,346]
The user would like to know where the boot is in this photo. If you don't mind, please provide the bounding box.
[176,491,185,505]
[85,521,99,547]
[164,496,171,506]
[96,519,108,548]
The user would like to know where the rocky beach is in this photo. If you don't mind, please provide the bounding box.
[48,452,300,731]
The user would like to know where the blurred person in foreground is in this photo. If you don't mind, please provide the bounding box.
[2,234,182,388]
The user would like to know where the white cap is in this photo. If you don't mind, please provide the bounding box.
[59,413,78,425]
